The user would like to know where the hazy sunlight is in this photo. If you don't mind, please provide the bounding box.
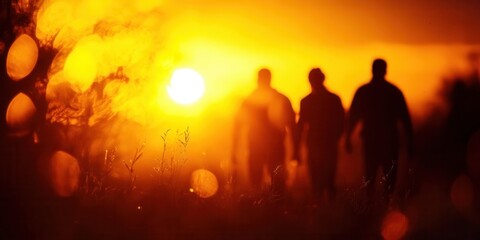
[167,68,205,105]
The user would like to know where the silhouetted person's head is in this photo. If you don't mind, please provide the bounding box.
[467,51,480,79]
[308,68,325,92]
[372,58,387,80]
[257,68,271,88]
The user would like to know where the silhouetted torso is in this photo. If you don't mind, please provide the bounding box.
[296,84,344,201]
[234,85,294,194]
[448,78,480,144]
[241,87,292,152]
[299,87,344,149]
[347,73,413,199]
[349,79,410,155]
[445,76,480,174]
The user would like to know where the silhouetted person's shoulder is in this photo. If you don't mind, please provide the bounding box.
[356,80,404,97]
[300,90,341,119]
[352,80,406,116]
[271,89,295,124]
[302,89,341,103]
[299,87,344,140]
[274,89,292,105]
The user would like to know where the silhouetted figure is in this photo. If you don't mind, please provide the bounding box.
[345,59,413,201]
[232,68,296,196]
[294,68,344,202]
[444,52,480,177]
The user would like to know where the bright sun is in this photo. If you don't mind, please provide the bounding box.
[167,68,205,105]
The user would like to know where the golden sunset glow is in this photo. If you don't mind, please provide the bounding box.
[3,0,480,238]
[167,68,205,105]
[32,0,480,132]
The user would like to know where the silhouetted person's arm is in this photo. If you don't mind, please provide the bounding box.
[231,103,246,182]
[231,113,240,164]
[334,96,345,142]
[345,90,363,153]
[294,99,306,162]
[284,98,297,161]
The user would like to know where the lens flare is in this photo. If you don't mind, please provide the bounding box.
[167,68,205,105]
[35,0,73,45]
[190,169,218,198]
[6,34,38,81]
[63,35,101,92]
[381,210,409,240]
[50,151,81,197]
[6,93,37,137]
[450,174,474,213]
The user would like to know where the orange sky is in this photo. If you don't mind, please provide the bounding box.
[160,0,480,115]
[163,0,480,45]
[36,0,480,117]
